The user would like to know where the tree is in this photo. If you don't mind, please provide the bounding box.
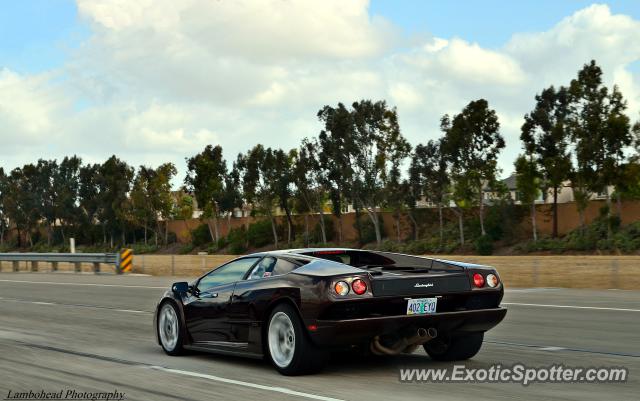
[172,189,194,235]
[54,156,82,242]
[237,145,280,247]
[413,140,450,248]
[35,159,58,246]
[567,60,633,234]
[317,103,354,243]
[0,168,8,245]
[272,148,296,245]
[349,100,411,245]
[131,167,155,244]
[152,163,178,245]
[291,139,328,244]
[384,159,409,242]
[515,155,542,241]
[441,99,504,240]
[97,156,134,247]
[2,165,42,246]
[185,145,228,243]
[521,85,571,238]
[403,157,422,241]
[218,162,243,235]
[79,163,101,242]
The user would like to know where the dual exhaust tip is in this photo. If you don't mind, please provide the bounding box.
[370,327,438,355]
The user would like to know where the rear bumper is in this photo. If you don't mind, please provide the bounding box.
[308,307,507,347]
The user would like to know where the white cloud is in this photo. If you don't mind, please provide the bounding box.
[1,2,639,182]
[0,70,66,144]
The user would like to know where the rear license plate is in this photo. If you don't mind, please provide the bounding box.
[407,298,438,315]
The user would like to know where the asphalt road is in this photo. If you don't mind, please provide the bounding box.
[0,272,638,401]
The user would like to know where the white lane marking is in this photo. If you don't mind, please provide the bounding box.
[0,297,151,314]
[502,302,640,312]
[114,309,149,314]
[149,365,345,401]
[0,279,166,289]
[485,340,640,358]
[538,346,566,351]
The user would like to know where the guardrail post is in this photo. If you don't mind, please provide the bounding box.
[93,262,100,274]
[12,261,19,272]
[51,261,58,272]
[31,261,38,272]
[74,262,81,273]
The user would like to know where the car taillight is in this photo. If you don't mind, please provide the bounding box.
[473,273,485,288]
[352,279,367,295]
[334,281,350,296]
[486,273,499,288]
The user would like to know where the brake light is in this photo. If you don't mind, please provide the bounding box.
[352,279,367,295]
[334,281,350,296]
[473,273,485,288]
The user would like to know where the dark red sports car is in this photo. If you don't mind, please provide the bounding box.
[154,249,507,375]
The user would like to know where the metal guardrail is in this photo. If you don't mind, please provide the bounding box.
[0,252,124,274]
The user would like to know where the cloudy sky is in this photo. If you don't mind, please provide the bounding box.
[1,0,639,185]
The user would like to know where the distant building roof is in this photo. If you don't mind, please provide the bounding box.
[500,174,517,190]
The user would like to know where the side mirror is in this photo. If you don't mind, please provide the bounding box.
[172,281,189,294]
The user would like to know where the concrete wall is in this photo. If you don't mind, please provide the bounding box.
[2,255,638,290]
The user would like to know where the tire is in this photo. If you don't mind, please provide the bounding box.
[423,332,484,361]
[266,304,327,375]
[158,301,185,356]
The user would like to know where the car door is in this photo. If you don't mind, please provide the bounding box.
[183,257,260,344]
[229,257,301,345]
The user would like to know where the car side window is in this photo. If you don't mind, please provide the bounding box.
[271,258,298,276]
[246,257,300,280]
[198,257,260,292]
[248,257,276,280]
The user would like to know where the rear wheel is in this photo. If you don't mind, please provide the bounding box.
[158,302,185,355]
[266,304,327,375]
[424,332,484,361]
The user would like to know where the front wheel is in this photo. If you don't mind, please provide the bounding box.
[423,332,484,361]
[158,302,185,355]
[266,304,327,375]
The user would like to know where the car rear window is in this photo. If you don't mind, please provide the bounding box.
[303,250,395,267]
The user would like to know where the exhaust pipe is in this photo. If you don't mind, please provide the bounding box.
[370,328,438,355]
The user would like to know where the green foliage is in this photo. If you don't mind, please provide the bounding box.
[469,202,525,243]
[228,241,247,255]
[517,238,566,253]
[246,220,274,248]
[179,243,195,254]
[130,243,160,254]
[166,231,177,244]
[306,217,334,243]
[191,223,213,247]
[474,235,494,255]
[225,226,247,254]
[356,215,386,245]
[518,217,640,253]
[441,99,505,238]
[184,145,227,220]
